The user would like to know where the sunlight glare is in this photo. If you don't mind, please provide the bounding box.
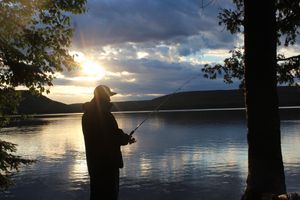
[81,61,106,80]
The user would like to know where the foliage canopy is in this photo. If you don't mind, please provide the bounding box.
[202,0,300,87]
[0,0,86,190]
[0,0,86,93]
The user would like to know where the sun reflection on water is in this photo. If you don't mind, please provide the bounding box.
[1,113,300,199]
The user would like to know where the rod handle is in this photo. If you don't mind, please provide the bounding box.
[129,130,135,136]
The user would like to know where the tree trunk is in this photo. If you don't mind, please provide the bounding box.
[242,0,286,199]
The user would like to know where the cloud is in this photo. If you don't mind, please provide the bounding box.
[50,54,239,103]
[45,85,95,104]
[72,0,235,48]
[93,58,237,97]
[47,0,243,103]
[278,44,300,58]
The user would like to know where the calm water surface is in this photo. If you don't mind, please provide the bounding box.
[1,111,300,200]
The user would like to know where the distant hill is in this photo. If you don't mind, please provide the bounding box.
[17,86,300,114]
[112,86,300,111]
[18,91,73,114]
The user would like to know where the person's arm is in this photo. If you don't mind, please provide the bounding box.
[108,113,136,145]
[115,129,136,145]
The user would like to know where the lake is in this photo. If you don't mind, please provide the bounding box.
[1,110,300,200]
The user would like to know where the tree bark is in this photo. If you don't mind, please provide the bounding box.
[242,0,286,199]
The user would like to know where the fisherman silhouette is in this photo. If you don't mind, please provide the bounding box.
[82,85,136,200]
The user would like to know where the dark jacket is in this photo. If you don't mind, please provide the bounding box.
[82,100,128,175]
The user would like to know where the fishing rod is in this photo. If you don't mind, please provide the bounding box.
[129,74,201,136]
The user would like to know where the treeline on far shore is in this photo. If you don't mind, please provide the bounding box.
[16,86,300,115]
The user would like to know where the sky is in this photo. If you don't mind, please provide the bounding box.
[44,0,300,104]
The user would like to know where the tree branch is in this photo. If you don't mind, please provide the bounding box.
[277,55,300,61]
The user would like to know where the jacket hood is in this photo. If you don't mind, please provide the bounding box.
[83,98,114,113]
[82,100,96,112]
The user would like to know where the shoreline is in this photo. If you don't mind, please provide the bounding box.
[6,106,300,118]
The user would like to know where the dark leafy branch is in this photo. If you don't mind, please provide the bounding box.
[0,0,86,93]
[0,88,35,190]
[277,55,300,62]
[218,0,300,46]
[204,0,300,87]
[202,48,300,88]
[0,140,35,190]
[0,0,87,191]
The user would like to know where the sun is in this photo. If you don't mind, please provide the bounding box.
[81,61,106,80]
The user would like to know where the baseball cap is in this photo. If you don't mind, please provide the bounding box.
[94,85,117,97]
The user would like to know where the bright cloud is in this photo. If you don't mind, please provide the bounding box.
[45,85,95,104]
[45,0,294,104]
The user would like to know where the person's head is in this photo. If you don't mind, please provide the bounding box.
[93,85,116,110]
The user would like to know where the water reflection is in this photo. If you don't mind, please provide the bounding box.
[0,112,300,199]
[281,120,300,192]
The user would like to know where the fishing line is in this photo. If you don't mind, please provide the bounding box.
[129,73,201,136]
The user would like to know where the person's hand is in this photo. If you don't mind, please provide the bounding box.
[120,133,136,145]
[128,135,136,144]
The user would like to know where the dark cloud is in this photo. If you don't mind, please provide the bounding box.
[49,0,242,103]
[72,0,235,50]
[52,56,239,102]
[91,58,238,98]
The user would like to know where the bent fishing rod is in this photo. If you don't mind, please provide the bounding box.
[129,74,201,136]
